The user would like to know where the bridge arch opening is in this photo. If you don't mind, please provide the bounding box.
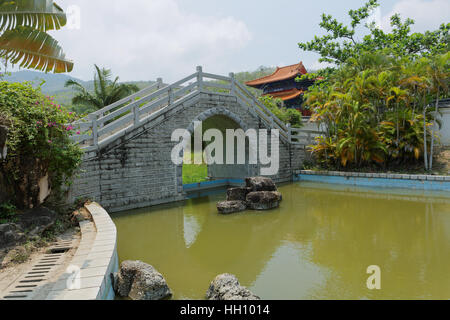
[181,113,257,185]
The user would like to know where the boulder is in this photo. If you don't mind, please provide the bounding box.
[206,274,260,300]
[114,260,172,300]
[246,191,281,210]
[0,223,26,248]
[217,201,247,215]
[245,177,277,192]
[18,207,57,237]
[226,187,251,201]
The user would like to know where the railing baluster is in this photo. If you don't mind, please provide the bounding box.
[287,124,292,143]
[229,72,235,95]
[168,87,173,105]
[133,104,140,126]
[89,114,99,148]
[197,66,203,91]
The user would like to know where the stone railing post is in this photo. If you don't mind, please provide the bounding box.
[229,72,235,95]
[196,66,203,91]
[287,124,292,143]
[157,77,163,90]
[168,87,173,105]
[89,114,99,148]
[133,104,140,126]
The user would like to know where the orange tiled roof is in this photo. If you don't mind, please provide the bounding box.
[246,62,308,87]
[264,88,304,101]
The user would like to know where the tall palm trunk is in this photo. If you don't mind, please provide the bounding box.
[429,89,440,170]
[423,95,429,171]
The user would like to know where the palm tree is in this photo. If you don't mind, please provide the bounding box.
[0,0,72,73]
[65,65,140,110]
[427,52,450,170]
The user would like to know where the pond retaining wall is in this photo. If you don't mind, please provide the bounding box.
[294,170,450,191]
[46,202,118,300]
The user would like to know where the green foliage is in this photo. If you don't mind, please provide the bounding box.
[235,66,276,96]
[305,51,449,170]
[298,0,449,65]
[258,95,304,128]
[183,163,208,185]
[0,81,83,205]
[65,65,139,110]
[0,201,17,223]
[182,152,208,184]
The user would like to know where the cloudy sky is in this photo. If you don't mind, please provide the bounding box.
[48,0,449,82]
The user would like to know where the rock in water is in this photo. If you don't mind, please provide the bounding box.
[206,274,260,300]
[246,191,282,210]
[114,260,172,300]
[226,187,251,201]
[245,177,277,192]
[217,201,247,215]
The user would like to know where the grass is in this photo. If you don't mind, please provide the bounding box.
[182,152,208,184]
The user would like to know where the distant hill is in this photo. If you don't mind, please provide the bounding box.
[2,71,155,108]
[2,67,276,111]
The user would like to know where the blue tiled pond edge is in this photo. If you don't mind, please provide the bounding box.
[294,170,450,191]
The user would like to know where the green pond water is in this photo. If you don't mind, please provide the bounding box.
[112,182,450,300]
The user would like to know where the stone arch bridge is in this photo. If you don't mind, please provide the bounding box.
[69,67,317,213]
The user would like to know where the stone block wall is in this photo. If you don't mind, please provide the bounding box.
[69,92,306,213]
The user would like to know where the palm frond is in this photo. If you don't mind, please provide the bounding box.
[0,0,66,32]
[0,25,73,73]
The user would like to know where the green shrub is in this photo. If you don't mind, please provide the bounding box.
[0,202,17,223]
[0,81,83,208]
[259,95,304,128]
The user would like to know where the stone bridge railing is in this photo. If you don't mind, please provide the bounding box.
[70,66,320,152]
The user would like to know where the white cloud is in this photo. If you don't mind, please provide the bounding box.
[51,0,252,81]
[379,0,449,32]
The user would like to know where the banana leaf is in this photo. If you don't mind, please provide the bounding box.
[0,0,66,31]
[0,25,73,73]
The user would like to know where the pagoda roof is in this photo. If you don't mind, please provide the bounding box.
[264,88,304,101]
[246,62,308,88]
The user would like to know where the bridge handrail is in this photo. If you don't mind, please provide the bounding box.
[71,66,293,149]
[71,80,164,126]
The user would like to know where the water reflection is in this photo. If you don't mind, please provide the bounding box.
[112,182,450,300]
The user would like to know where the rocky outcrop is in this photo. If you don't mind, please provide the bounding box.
[0,223,26,249]
[227,187,251,201]
[217,177,282,214]
[114,260,172,300]
[217,200,247,215]
[246,191,282,210]
[245,177,277,192]
[206,274,260,300]
[18,207,57,237]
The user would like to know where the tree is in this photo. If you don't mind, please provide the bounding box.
[65,65,140,110]
[0,0,72,73]
[0,81,82,208]
[298,0,449,65]
[426,52,450,170]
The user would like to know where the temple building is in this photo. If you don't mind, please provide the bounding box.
[245,62,316,116]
